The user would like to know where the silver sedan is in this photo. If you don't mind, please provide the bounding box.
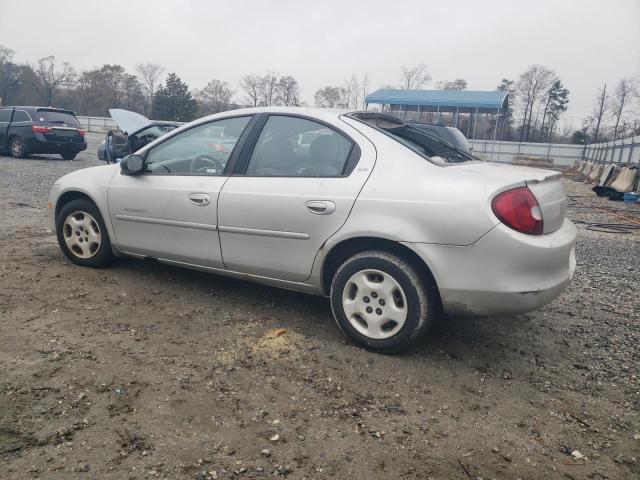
[48,107,576,353]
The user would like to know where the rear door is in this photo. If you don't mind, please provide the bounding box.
[217,114,375,282]
[0,108,12,150]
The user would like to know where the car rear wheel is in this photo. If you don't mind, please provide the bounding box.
[9,136,27,158]
[61,151,77,160]
[56,199,114,268]
[330,250,434,353]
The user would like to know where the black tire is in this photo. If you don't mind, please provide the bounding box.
[55,199,114,268]
[9,136,27,158]
[61,151,78,160]
[330,250,435,353]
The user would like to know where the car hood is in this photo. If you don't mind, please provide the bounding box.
[109,109,152,135]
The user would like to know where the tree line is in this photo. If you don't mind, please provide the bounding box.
[0,46,637,144]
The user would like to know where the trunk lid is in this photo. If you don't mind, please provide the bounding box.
[450,162,567,234]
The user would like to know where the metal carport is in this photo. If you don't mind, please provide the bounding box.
[364,89,509,141]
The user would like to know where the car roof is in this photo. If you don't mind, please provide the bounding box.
[1,106,76,115]
[194,106,353,126]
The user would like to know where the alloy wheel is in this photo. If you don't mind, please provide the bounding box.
[10,138,24,157]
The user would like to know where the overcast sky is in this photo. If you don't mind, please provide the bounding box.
[1,0,639,128]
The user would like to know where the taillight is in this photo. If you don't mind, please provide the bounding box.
[32,125,52,133]
[77,129,86,136]
[491,186,543,235]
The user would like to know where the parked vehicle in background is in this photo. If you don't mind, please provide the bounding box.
[49,107,576,353]
[0,106,87,160]
[407,122,474,156]
[97,109,180,163]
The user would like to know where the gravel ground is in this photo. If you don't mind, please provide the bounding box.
[1,140,639,479]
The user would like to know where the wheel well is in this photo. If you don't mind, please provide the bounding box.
[321,237,441,304]
[55,191,96,220]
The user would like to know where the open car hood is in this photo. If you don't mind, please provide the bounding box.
[109,109,152,135]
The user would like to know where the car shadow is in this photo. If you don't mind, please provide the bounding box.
[103,256,540,372]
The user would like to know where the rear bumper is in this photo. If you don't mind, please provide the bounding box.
[25,136,87,153]
[404,219,577,316]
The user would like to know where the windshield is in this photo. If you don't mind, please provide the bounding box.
[447,127,472,153]
[36,110,80,128]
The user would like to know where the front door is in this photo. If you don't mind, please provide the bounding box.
[108,115,253,268]
[218,114,375,282]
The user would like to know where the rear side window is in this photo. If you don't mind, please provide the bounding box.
[0,109,11,122]
[246,116,353,177]
[11,110,30,122]
[36,110,80,127]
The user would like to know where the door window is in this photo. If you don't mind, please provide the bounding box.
[11,110,30,122]
[246,116,353,177]
[145,116,251,175]
[0,109,11,123]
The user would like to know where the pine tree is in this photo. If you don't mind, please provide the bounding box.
[152,73,197,121]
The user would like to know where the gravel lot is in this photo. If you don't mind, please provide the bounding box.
[1,136,639,479]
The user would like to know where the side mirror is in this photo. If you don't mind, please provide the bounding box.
[120,154,144,175]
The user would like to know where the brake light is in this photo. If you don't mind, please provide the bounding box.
[491,186,543,235]
[32,125,52,133]
[77,129,86,136]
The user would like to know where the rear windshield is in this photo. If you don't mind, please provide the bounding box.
[348,113,475,164]
[383,126,473,163]
[36,110,81,128]
[447,127,471,153]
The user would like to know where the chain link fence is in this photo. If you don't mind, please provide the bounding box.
[471,135,640,169]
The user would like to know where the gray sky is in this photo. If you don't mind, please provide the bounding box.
[1,0,639,128]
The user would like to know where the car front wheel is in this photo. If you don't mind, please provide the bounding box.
[55,199,114,267]
[330,250,435,353]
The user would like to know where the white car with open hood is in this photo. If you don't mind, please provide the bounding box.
[97,109,181,162]
[49,107,576,353]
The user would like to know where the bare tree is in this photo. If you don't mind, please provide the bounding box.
[261,71,279,106]
[0,45,22,106]
[276,75,300,106]
[360,74,370,109]
[611,78,636,141]
[400,63,431,90]
[515,65,555,141]
[314,86,348,108]
[100,64,126,108]
[239,74,262,106]
[196,79,234,113]
[591,83,608,144]
[33,56,76,105]
[136,62,165,114]
[438,78,467,90]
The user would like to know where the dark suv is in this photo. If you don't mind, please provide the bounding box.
[0,106,87,160]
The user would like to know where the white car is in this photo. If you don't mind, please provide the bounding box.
[49,107,576,353]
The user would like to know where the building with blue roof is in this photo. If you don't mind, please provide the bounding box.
[364,88,509,140]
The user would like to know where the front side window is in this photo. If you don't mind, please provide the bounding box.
[0,109,11,123]
[246,116,353,177]
[145,116,251,175]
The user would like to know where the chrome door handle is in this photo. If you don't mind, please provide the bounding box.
[305,200,336,215]
[188,193,211,206]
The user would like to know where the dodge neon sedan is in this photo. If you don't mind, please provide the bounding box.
[49,107,577,353]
